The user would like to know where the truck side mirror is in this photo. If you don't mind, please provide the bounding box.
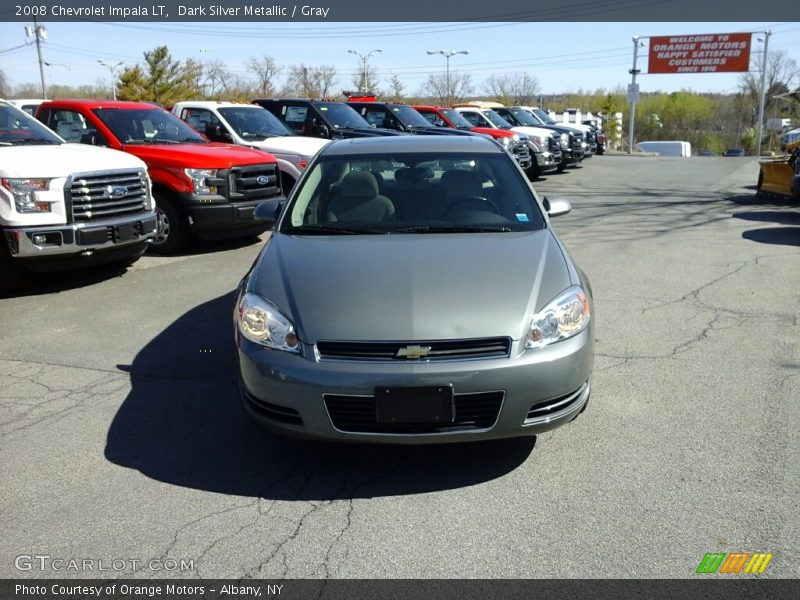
[205,123,232,143]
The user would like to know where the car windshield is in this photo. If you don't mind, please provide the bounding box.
[0,103,62,145]
[281,151,545,235]
[316,103,371,129]
[439,109,474,129]
[483,109,513,128]
[508,108,540,127]
[390,105,433,128]
[219,106,294,139]
[92,108,207,144]
[532,108,557,125]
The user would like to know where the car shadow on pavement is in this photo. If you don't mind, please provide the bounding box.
[733,210,800,226]
[105,292,535,501]
[741,227,800,247]
[3,262,133,299]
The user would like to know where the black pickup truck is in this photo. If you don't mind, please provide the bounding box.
[253,98,407,139]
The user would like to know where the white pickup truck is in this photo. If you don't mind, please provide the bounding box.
[1,100,157,291]
[172,101,329,191]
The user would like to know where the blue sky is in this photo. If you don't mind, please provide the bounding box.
[1,21,798,96]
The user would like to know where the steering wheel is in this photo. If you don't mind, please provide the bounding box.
[444,196,501,217]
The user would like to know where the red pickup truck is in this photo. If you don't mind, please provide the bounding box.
[36,100,282,253]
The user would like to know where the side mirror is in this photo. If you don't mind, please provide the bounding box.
[254,198,284,226]
[542,195,572,217]
[205,123,232,143]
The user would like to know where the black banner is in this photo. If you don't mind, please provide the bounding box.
[1,0,799,22]
[2,579,800,600]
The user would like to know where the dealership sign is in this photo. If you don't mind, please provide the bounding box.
[648,33,752,74]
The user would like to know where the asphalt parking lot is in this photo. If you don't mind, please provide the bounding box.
[1,155,798,579]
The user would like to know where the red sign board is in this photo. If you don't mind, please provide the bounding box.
[648,33,752,74]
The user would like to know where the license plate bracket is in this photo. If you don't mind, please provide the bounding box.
[375,385,454,424]
[113,222,138,243]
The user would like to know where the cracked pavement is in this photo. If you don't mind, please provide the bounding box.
[1,156,797,579]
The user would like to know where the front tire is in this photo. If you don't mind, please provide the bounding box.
[150,193,190,255]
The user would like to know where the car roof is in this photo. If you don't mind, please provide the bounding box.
[39,99,169,111]
[176,100,255,109]
[319,135,502,156]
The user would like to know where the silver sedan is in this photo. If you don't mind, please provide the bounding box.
[235,135,594,443]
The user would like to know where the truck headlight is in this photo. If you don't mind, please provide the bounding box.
[184,168,218,195]
[526,286,591,349]
[236,292,300,353]
[499,137,512,148]
[559,133,569,149]
[1,178,53,213]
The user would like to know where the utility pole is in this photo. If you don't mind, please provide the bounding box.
[427,50,468,106]
[627,36,644,154]
[98,60,124,100]
[25,17,47,99]
[347,49,381,93]
[755,31,771,157]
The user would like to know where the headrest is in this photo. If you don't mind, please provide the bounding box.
[441,170,482,197]
[340,171,379,198]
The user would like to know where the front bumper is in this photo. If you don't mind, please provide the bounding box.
[534,151,559,173]
[237,328,594,444]
[4,211,157,259]
[182,194,279,237]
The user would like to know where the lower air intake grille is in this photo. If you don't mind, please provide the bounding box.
[324,391,503,434]
[241,387,303,426]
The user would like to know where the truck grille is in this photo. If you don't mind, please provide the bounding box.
[316,338,512,361]
[511,140,531,163]
[67,170,148,222]
[226,163,281,201]
[324,391,504,434]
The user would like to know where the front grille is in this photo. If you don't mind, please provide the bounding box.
[324,391,504,433]
[511,141,531,162]
[525,383,587,422]
[68,170,148,222]
[227,163,281,201]
[316,338,512,361]
[571,132,584,148]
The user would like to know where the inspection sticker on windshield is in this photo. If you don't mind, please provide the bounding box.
[516,213,530,222]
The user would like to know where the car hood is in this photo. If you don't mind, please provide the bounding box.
[0,143,146,177]
[245,136,329,157]
[509,126,558,139]
[121,142,277,168]
[250,229,571,343]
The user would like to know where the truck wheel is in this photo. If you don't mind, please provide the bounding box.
[0,236,24,293]
[150,194,190,255]
[556,162,566,173]
[525,162,541,181]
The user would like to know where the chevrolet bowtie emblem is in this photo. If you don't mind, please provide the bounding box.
[396,345,432,359]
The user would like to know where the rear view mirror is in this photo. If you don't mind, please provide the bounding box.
[205,123,232,143]
[542,195,572,217]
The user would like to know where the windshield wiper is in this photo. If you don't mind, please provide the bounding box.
[392,225,514,233]
[3,138,60,145]
[286,225,387,235]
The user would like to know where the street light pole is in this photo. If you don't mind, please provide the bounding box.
[347,49,382,93]
[98,60,124,101]
[755,31,771,157]
[427,50,468,106]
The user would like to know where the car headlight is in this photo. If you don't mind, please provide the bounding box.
[184,168,218,195]
[499,137,512,148]
[1,178,53,213]
[526,286,591,349]
[511,133,520,142]
[559,133,569,148]
[236,292,300,353]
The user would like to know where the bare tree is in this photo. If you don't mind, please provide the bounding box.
[740,50,800,125]
[484,72,540,105]
[350,65,379,94]
[282,64,338,98]
[247,55,282,97]
[422,72,474,105]
[0,69,9,98]
[383,74,406,102]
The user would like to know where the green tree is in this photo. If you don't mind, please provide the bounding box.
[117,46,201,104]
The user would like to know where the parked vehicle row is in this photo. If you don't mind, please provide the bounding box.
[2,94,608,291]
